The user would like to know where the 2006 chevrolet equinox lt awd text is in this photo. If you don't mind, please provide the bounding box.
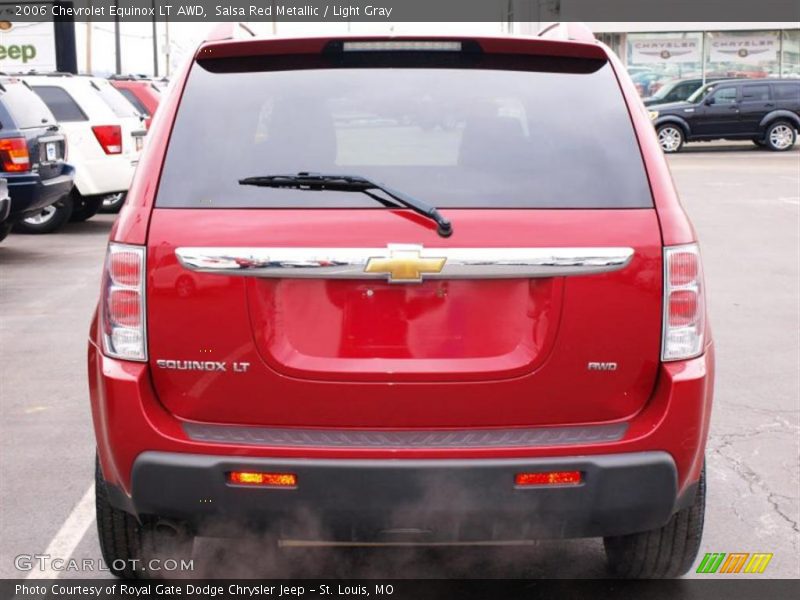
[89,25,714,579]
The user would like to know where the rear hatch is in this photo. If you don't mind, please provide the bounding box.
[146,41,663,429]
[0,80,67,179]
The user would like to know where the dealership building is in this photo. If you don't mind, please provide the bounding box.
[517,22,800,84]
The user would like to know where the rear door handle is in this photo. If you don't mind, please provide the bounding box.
[765,103,775,108]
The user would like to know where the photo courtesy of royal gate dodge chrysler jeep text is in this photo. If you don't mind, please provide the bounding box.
[88,24,714,579]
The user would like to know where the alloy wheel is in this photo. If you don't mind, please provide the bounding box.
[24,206,57,225]
[658,127,683,152]
[769,124,794,150]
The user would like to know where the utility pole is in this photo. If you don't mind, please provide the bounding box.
[114,14,121,74]
[152,0,159,77]
[164,20,171,77]
[85,21,92,73]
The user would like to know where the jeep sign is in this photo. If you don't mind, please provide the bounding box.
[0,21,56,71]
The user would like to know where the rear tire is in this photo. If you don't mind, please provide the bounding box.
[0,222,11,242]
[70,193,103,222]
[96,455,194,579]
[15,195,73,234]
[764,121,796,151]
[657,124,684,153]
[604,462,706,578]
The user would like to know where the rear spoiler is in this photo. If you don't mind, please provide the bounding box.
[196,33,607,62]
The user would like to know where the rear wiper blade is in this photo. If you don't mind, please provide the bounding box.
[239,172,452,238]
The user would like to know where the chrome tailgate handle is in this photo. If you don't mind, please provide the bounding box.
[175,245,634,283]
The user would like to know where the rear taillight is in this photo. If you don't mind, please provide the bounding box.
[662,243,705,361]
[0,137,31,172]
[92,125,122,154]
[102,243,146,361]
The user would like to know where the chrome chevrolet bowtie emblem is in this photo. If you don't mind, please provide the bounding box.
[364,245,446,283]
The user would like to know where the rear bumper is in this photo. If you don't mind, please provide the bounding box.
[73,155,135,196]
[89,311,714,541]
[5,167,75,220]
[117,451,681,540]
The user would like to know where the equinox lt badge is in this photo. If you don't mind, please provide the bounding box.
[156,359,251,373]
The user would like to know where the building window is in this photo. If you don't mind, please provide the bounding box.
[782,29,800,77]
[625,32,703,97]
[705,30,780,78]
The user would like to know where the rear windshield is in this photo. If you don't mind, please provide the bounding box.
[117,87,151,117]
[93,81,139,118]
[32,86,88,122]
[0,82,55,129]
[157,52,652,209]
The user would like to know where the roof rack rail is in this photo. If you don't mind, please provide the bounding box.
[537,22,596,43]
[205,22,257,42]
[6,70,75,77]
[108,73,152,81]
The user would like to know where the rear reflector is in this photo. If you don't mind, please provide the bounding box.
[343,41,462,52]
[515,471,582,486]
[92,125,123,154]
[228,472,298,487]
[0,137,30,172]
[662,243,705,361]
[101,243,147,361]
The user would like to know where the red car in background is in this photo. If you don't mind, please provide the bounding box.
[109,76,162,129]
[89,25,714,579]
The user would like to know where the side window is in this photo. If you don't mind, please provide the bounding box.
[741,85,771,102]
[710,87,737,105]
[774,84,800,103]
[673,83,692,101]
[31,86,88,122]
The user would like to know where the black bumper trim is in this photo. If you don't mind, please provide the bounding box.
[125,451,679,541]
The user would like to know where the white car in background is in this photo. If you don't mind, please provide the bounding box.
[18,74,146,232]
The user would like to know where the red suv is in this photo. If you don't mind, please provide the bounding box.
[89,27,714,579]
[109,77,162,129]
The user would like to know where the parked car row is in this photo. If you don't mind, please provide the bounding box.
[0,73,162,242]
[648,78,800,153]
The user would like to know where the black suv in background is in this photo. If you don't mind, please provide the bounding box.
[0,77,75,235]
[642,77,725,107]
[650,79,800,152]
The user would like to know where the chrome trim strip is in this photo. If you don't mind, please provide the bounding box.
[182,423,629,448]
[175,244,634,281]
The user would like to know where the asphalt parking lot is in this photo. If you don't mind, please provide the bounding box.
[1,144,798,580]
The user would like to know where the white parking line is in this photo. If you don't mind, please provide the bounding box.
[27,484,96,579]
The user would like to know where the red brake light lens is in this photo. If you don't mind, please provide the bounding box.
[0,137,31,172]
[102,244,146,361]
[515,471,582,486]
[668,251,699,286]
[92,125,123,154]
[108,289,141,327]
[662,244,705,361]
